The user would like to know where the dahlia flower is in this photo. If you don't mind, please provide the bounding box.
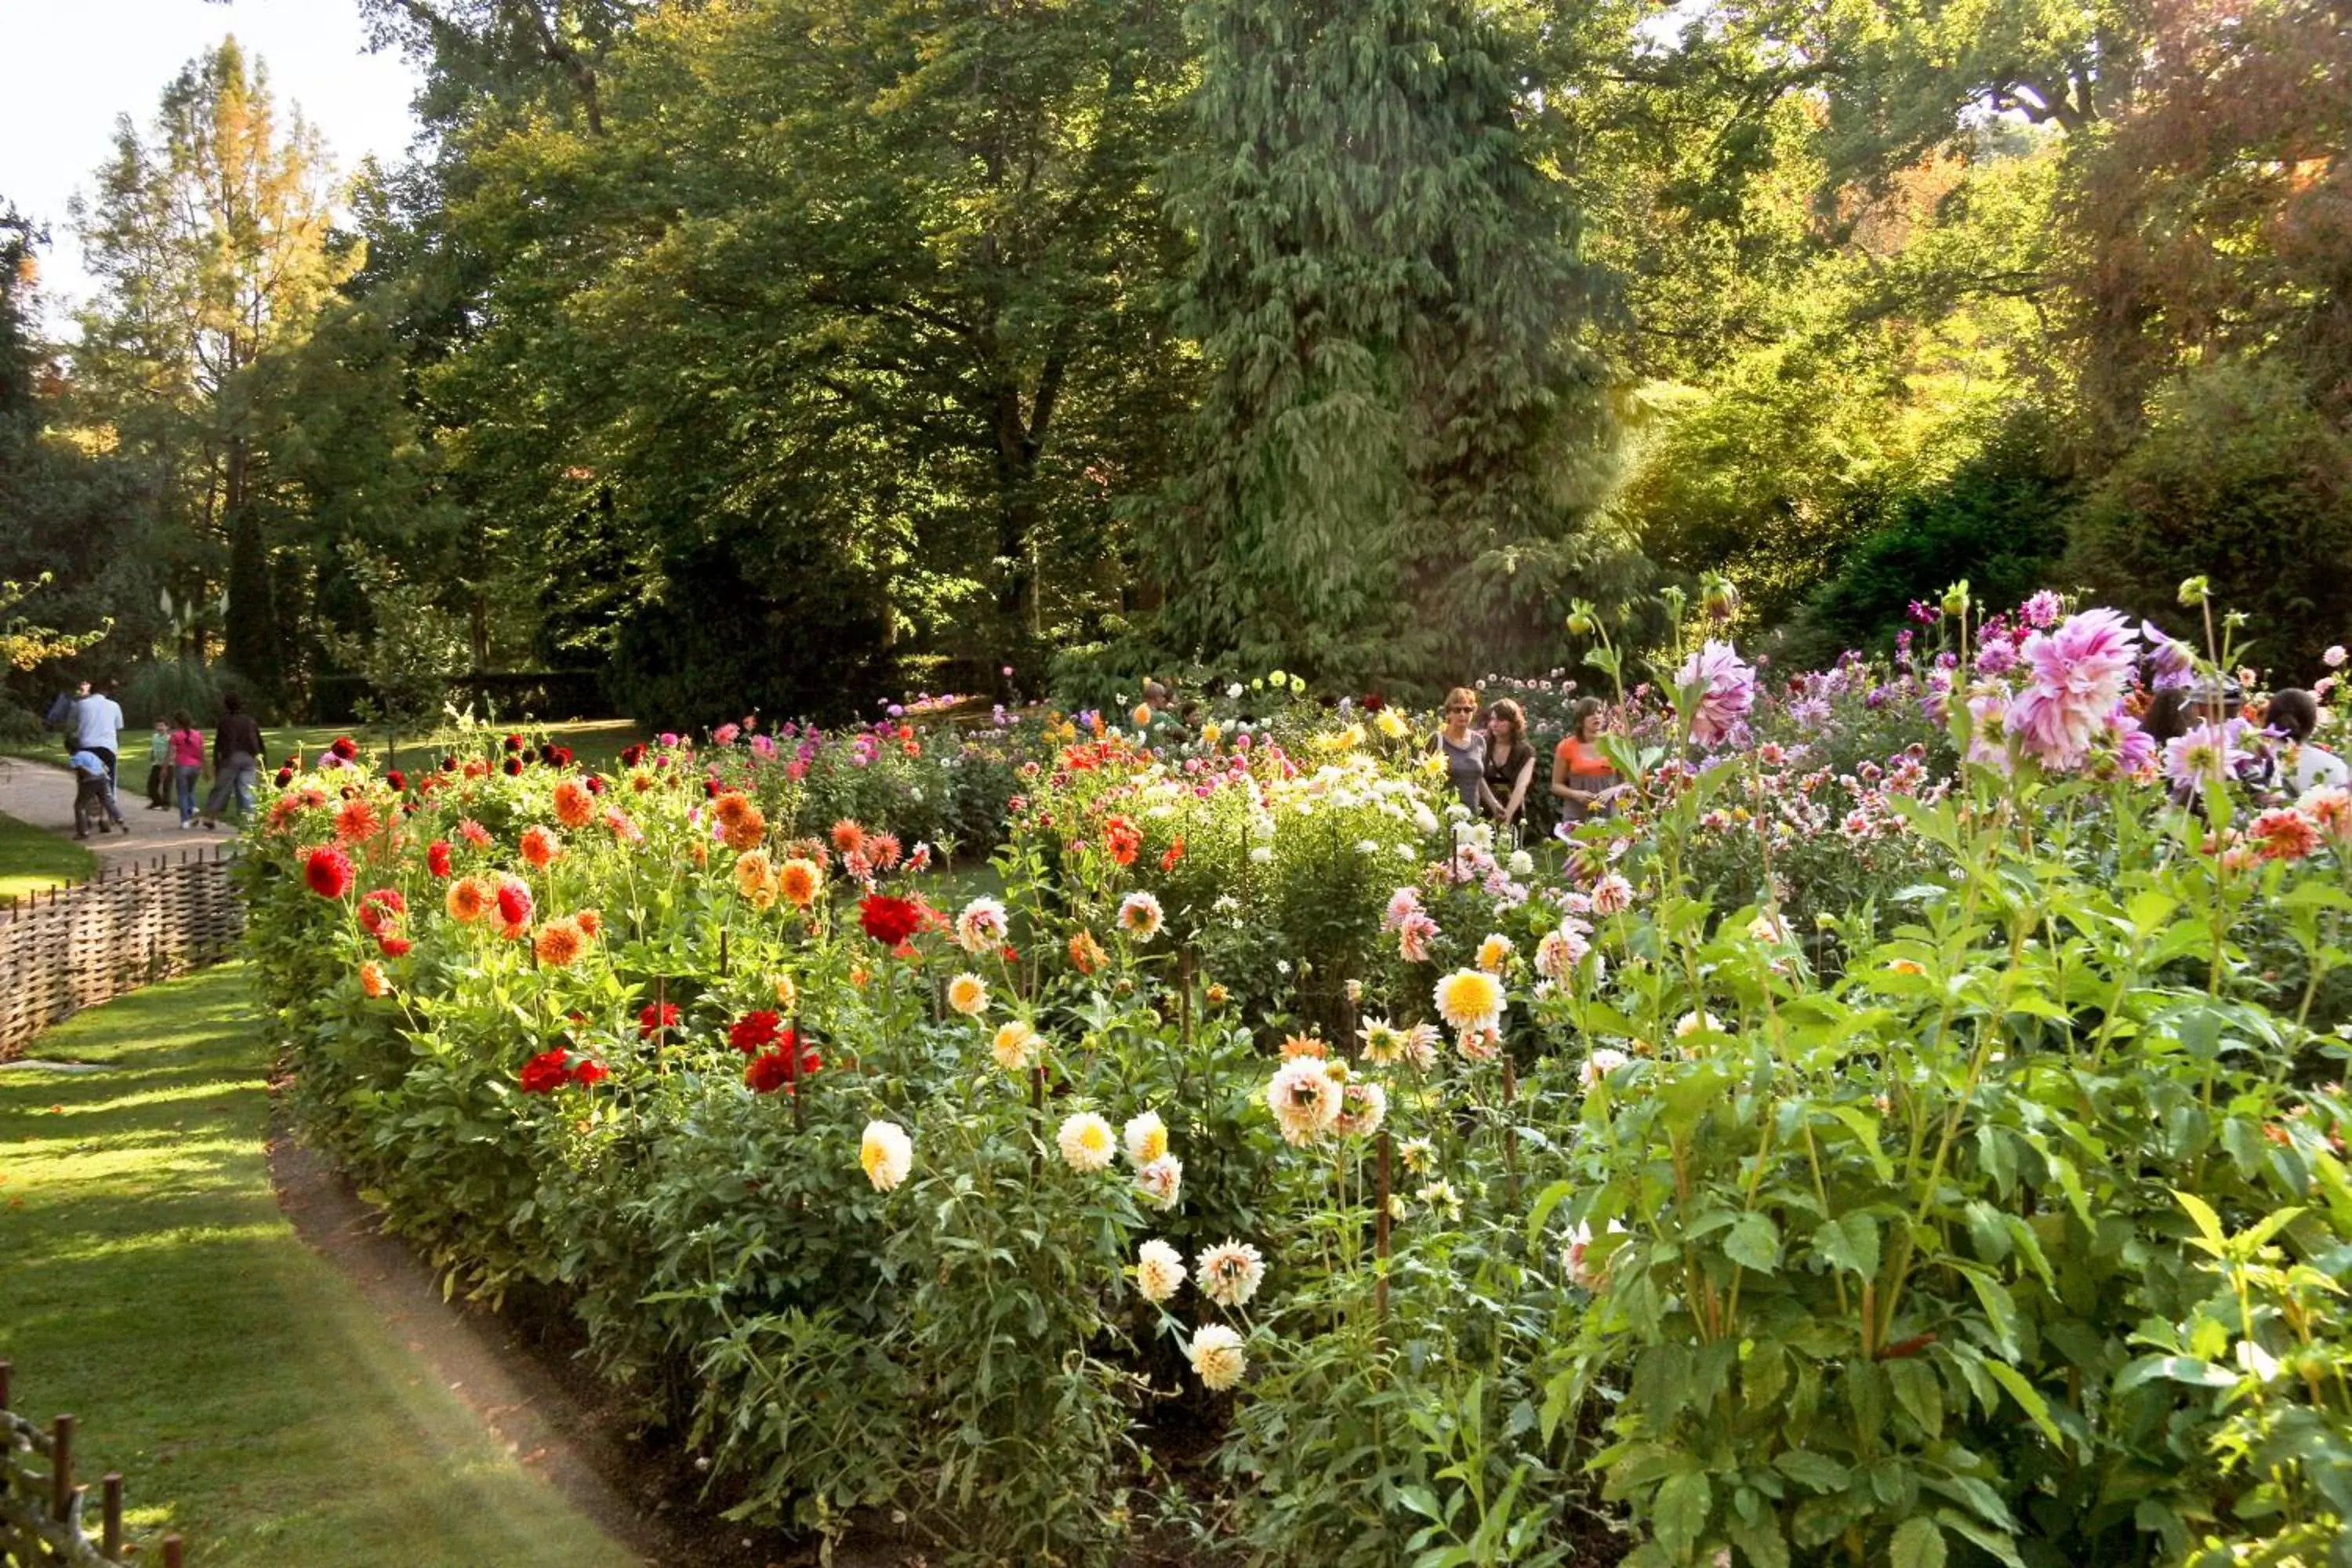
[1580,1048,1629,1090]
[1188,1324,1247,1391]
[1195,1240,1265,1308]
[358,960,390,999]
[1475,933,1514,974]
[426,840,453,879]
[946,973,988,1017]
[1397,912,1439,963]
[518,1049,572,1095]
[1674,1011,1723,1039]
[1134,1240,1186,1302]
[1381,887,1423,932]
[1118,891,1164,942]
[2009,608,2140,770]
[304,845,354,900]
[1590,873,1634,916]
[1134,1155,1183,1210]
[1057,1111,1116,1172]
[777,858,822,908]
[2165,721,2249,794]
[445,876,493,924]
[859,894,923,946]
[638,1002,680,1040]
[1123,1111,1169,1167]
[495,877,535,929]
[953,897,1009,954]
[860,1120,913,1192]
[2250,808,2319,862]
[332,798,381,846]
[519,825,561,869]
[1456,1026,1502,1064]
[534,917,589,969]
[1265,1057,1343,1145]
[734,849,775,902]
[1535,927,1588,982]
[1433,968,1504,1036]
[1358,1018,1408,1065]
[1334,1080,1388,1138]
[990,1020,1040,1072]
[1563,1218,1627,1290]
[1676,640,1757,747]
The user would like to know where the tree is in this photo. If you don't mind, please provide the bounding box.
[71,39,350,705]
[1149,0,1618,688]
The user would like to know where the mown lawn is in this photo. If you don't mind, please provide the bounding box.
[0,967,639,1567]
[0,808,95,902]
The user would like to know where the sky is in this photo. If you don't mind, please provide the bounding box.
[0,0,424,325]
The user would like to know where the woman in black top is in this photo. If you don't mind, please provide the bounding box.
[1480,699,1537,832]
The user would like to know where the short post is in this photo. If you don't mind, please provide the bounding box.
[103,1472,124,1555]
[0,1357,12,1409]
[50,1413,74,1521]
[164,1533,187,1567]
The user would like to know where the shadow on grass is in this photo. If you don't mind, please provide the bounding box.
[0,965,641,1568]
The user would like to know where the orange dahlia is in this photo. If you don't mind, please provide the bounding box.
[445,876,494,924]
[332,797,383,844]
[519,825,561,868]
[723,806,768,853]
[534,916,589,968]
[829,818,867,857]
[713,791,756,829]
[552,779,595,828]
[777,857,822,908]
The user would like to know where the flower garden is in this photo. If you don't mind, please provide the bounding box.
[238,593,2352,1568]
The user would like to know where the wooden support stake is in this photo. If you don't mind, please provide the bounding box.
[50,1414,74,1521]
[1375,1131,1392,1324]
[0,1357,12,1410]
[103,1472,124,1555]
[164,1533,187,1567]
[1501,1056,1521,1210]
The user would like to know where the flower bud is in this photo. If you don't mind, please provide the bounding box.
[2178,575,2210,607]
[1940,579,1970,619]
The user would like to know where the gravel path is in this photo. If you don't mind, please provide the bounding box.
[0,753,243,868]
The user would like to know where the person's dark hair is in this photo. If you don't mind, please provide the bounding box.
[2140,686,2192,745]
[221,691,245,716]
[171,709,193,731]
[1485,698,1526,757]
[2269,688,2320,742]
[1570,696,1605,731]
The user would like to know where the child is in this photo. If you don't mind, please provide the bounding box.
[69,750,118,839]
[169,710,208,827]
[146,717,172,809]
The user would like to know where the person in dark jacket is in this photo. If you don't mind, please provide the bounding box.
[199,691,267,829]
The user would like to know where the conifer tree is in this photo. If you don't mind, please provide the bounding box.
[1151,0,1617,687]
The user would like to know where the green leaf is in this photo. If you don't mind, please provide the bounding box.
[1813,1213,1879,1277]
[1891,1516,1947,1568]
[1653,1471,1711,1560]
[1725,1212,1783,1273]
[2174,1189,2227,1247]
[2113,1354,2237,1394]
[1984,1362,2063,1450]
[1772,1450,1850,1491]
[1726,1513,1790,1568]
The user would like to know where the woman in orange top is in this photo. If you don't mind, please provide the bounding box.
[1552,697,1620,823]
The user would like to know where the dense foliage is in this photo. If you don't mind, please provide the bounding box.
[244,594,2352,1566]
[6,0,2344,723]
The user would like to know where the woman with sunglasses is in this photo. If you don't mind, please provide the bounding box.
[1432,687,1488,811]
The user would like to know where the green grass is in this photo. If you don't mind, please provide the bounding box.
[0,808,96,902]
[0,968,639,1567]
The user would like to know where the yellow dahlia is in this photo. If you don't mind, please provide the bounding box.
[1123,1110,1169,1166]
[1134,1239,1186,1302]
[1475,933,1514,974]
[1188,1325,1247,1391]
[991,1019,1040,1072]
[734,848,775,901]
[1434,968,1504,1035]
[860,1120,913,1192]
[1057,1111,1116,1172]
[946,972,988,1017]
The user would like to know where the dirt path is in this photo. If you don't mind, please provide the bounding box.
[0,753,231,866]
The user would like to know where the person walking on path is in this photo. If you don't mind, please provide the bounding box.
[200,691,266,829]
[169,710,208,827]
[66,749,115,839]
[71,677,129,832]
[45,681,89,761]
[145,717,173,809]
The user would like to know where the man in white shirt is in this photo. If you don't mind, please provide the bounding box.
[71,677,129,830]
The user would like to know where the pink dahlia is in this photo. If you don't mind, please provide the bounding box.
[2009,608,2140,771]
[1675,640,1756,747]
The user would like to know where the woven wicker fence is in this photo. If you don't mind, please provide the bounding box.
[0,847,242,1063]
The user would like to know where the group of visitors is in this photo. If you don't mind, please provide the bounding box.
[1433,688,1628,837]
[44,678,268,840]
[2140,675,2350,800]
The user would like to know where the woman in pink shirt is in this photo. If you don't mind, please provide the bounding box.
[169,711,208,827]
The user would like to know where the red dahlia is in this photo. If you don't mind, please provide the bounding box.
[743,1035,821,1094]
[304,845,354,899]
[728,1010,783,1054]
[495,877,534,927]
[426,840,453,878]
[858,894,923,946]
[518,1049,572,1094]
[639,1001,681,1039]
[570,1058,610,1087]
